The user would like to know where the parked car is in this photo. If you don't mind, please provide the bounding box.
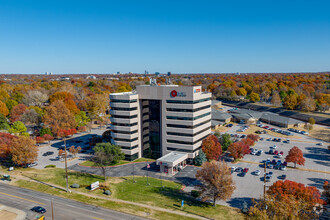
[243,168,249,173]
[280,166,286,171]
[236,167,243,172]
[27,162,38,168]
[31,206,46,214]
[279,174,287,179]
[260,138,264,141]
[283,161,288,166]
[269,149,274,155]
[254,170,261,176]
[268,172,273,177]
[267,164,274,169]
[317,143,323,146]
[231,167,237,172]
[270,145,277,149]
[265,175,272,182]
[238,172,246,177]
[43,151,54,156]
[271,159,277,164]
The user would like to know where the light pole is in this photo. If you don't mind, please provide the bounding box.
[51,198,54,220]
[64,137,69,192]
[264,162,267,200]
[146,161,150,186]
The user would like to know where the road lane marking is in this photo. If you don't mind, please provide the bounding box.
[92,217,104,220]
[0,191,46,205]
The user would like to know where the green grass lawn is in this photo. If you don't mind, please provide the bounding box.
[21,168,244,220]
[133,158,156,163]
[80,160,130,167]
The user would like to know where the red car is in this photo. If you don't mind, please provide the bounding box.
[243,168,249,173]
[274,150,279,155]
[279,151,284,155]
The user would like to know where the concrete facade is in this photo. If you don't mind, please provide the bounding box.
[109,85,212,160]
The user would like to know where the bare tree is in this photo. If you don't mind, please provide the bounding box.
[23,90,49,107]
[21,109,40,126]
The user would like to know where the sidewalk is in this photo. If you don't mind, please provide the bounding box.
[0,204,26,220]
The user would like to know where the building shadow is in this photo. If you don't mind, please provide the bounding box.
[307,177,329,190]
[226,197,256,209]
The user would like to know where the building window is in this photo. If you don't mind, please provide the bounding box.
[167,134,209,145]
[111,107,137,111]
[112,130,138,134]
[166,105,211,113]
[166,112,210,121]
[113,137,138,142]
[121,145,138,150]
[125,152,139,161]
[166,98,210,104]
[167,126,210,137]
[112,122,138,127]
[112,114,138,119]
[167,147,201,153]
[111,99,137,103]
[167,119,211,129]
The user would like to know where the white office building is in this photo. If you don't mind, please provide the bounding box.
[109,83,211,165]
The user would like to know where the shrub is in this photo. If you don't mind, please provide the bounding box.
[70,184,80,188]
[44,165,56,168]
[191,190,200,198]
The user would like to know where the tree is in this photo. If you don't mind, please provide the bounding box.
[249,92,260,102]
[283,94,298,110]
[0,113,10,130]
[270,92,281,106]
[237,88,247,96]
[58,149,65,159]
[220,133,232,151]
[193,150,207,166]
[323,181,330,204]
[9,121,27,135]
[20,109,40,126]
[11,136,38,166]
[23,90,49,107]
[69,146,81,158]
[201,135,222,161]
[43,100,76,136]
[300,97,316,112]
[49,91,74,104]
[39,127,52,137]
[195,161,235,207]
[0,132,17,159]
[246,134,260,142]
[42,134,54,143]
[308,117,315,125]
[102,130,111,142]
[5,99,18,112]
[214,131,220,137]
[0,100,9,116]
[93,143,125,180]
[10,104,27,122]
[65,99,80,115]
[285,146,305,168]
[74,111,90,127]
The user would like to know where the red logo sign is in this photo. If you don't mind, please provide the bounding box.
[170,90,177,97]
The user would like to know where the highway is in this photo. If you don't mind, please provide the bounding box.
[0,183,145,220]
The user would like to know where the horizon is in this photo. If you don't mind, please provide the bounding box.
[0,0,330,74]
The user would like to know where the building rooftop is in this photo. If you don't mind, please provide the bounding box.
[211,109,232,120]
[260,112,303,125]
[156,152,187,163]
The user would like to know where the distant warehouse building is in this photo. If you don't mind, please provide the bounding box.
[109,82,212,165]
[259,113,303,128]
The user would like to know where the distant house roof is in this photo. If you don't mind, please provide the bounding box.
[228,109,263,119]
[211,120,222,127]
[260,113,303,125]
[211,109,232,121]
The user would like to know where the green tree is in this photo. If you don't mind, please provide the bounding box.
[308,117,315,125]
[283,94,298,110]
[249,92,260,102]
[194,150,207,166]
[93,143,125,180]
[74,111,90,127]
[0,113,10,130]
[5,99,18,112]
[221,133,232,151]
[9,121,27,134]
[39,127,53,137]
[279,90,287,101]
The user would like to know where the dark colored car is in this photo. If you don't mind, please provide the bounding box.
[279,174,287,180]
[31,206,46,214]
[269,149,274,154]
[272,159,277,164]
[268,172,273,176]
[238,172,246,177]
[283,161,288,166]
[243,168,249,173]
[236,167,243,172]
[43,151,54,156]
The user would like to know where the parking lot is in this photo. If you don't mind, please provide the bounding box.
[34,128,106,169]
[218,122,330,208]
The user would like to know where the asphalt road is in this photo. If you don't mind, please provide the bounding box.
[0,183,144,220]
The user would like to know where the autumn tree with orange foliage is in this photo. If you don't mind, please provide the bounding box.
[49,91,74,104]
[228,137,253,160]
[285,146,305,168]
[201,135,222,161]
[11,136,38,166]
[196,160,235,207]
[249,180,325,219]
[43,101,76,136]
[0,100,9,116]
[10,104,27,122]
[0,132,17,159]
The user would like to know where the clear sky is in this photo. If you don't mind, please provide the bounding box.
[0,0,329,74]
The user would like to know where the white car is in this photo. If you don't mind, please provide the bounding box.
[270,145,277,149]
[231,166,237,172]
[254,170,261,176]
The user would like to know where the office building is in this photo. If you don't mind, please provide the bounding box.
[109,84,211,162]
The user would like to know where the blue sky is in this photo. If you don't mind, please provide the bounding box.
[0,0,329,74]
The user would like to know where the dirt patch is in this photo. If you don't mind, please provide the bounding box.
[0,210,17,220]
[108,177,125,184]
[306,126,330,142]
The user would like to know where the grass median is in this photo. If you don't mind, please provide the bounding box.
[19,168,244,220]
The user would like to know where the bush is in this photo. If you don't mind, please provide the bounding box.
[70,184,80,188]
[44,165,56,168]
[191,190,200,198]
[104,190,111,195]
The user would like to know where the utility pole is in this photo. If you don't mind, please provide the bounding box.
[51,198,54,220]
[64,137,69,192]
[147,161,150,186]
